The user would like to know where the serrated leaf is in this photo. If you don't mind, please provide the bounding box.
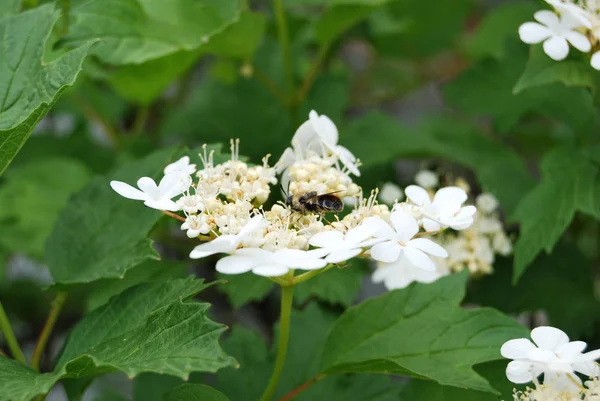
[214,303,402,400]
[0,279,235,401]
[163,384,229,401]
[64,0,241,65]
[468,244,600,338]
[294,264,364,307]
[0,357,57,401]
[343,112,535,215]
[0,4,93,176]
[513,46,596,94]
[86,260,189,311]
[465,2,538,60]
[217,272,274,309]
[0,158,91,258]
[512,147,600,282]
[319,272,528,394]
[45,148,177,285]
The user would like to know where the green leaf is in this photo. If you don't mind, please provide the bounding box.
[65,0,241,65]
[513,46,596,94]
[134,373,185,401]
[0,4,93,176]
[214,304,402,400]
[107,51,202,105]
[343,113,535,215]
[0,0,19,17]
[294,264,364,307]
[443,42,598,135]
[45,147,177,285]
[0,279,235,401]
[315,3,389,45]
[0,158,91,258]
[86,260,189,311]
[217,272,274,309]
[512,147,600,282]
[465,2,538,60]
[319,272,528,394]
[57,278,235,376]
[0,357,57,401]
[468,244,600,338]
[200,11,266,58]
[164,384,229,401]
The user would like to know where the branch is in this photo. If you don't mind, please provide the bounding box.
[278,375,324,401]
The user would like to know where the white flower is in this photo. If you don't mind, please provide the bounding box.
[189,215,265,258]
[591,51,600,70]
[476,193,499,214]
[368,211,448,271]
[405,185,476,231]
[414,170,438,189]
[181,215,210,238]
[546,0,593,29]
[177,194,204,214]
[501,326,600,388]
[164,156,197,175]
[215,248,327,277]
[110,172,191,212]
[379,182,404,204]
[518,10,591,61]
[308,218,382,263]
[372,257,449,290]
[276,110,360,176]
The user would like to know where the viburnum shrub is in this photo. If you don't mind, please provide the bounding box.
[1,0,600,400]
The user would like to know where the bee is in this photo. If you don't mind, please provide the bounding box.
[285,191,344,214]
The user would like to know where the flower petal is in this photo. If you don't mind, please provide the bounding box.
[252,264,289,277]
[110,181,148,201]
[501,338,537,359]
[137,177,160,198]
[390,209,419,241]
[455,205,477,219]
[408,238,448,257]
[531,326,569,351]
[519,22,553,44]
[276,147,296,172]
[326,248,363,264]
[534,9,560,27]
[370,241,402,263]
[564,30,591,52]
[144,199,180,212]
[292,119,318,151]
[403,247,436,271]
[556,341,587,359]
[422,218,441,232]
[215,255,256,274]
[591,51,600,70]
[543,36,569,61]
[336,145,360,176]
[363,216,396,240]
[189,235,238,258]
[159,172,191,199]
[309,230,345,249]
[506,360,537,384]
[405,185,431,206]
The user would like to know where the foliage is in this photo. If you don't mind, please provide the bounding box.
[1,0,600,400]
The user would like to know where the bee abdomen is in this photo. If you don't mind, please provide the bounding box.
[318,195,344,212]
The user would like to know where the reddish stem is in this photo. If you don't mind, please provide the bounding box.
[278,375,324,401]
[161,210,185,222]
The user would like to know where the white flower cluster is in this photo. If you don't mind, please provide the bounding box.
[110,111,478,280]
[372,171,511,290]
[518,0,600,69]
[502,326,600,401]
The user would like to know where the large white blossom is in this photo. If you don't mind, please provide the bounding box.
[189,215,265,259]
[110,171,191,211]
[368,211,448,271]
[519,10,591,60]
[501,326,600,388]
[372,257,449,290]
[404,185,476,231]
[216,248,327,277]
[164,156,197,175]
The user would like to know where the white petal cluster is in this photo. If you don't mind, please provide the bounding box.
[518,1,600,70]
[110,111,470,279]
[503,326,600,400]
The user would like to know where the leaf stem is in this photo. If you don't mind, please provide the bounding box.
[278,374,324,401]
[131,106,150,135]
[259,284,295,401]
[0,301,26,364]
[272,0,294,94]
[74,93,121,149]
[30,292,67,371]
[161,210,186,222]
